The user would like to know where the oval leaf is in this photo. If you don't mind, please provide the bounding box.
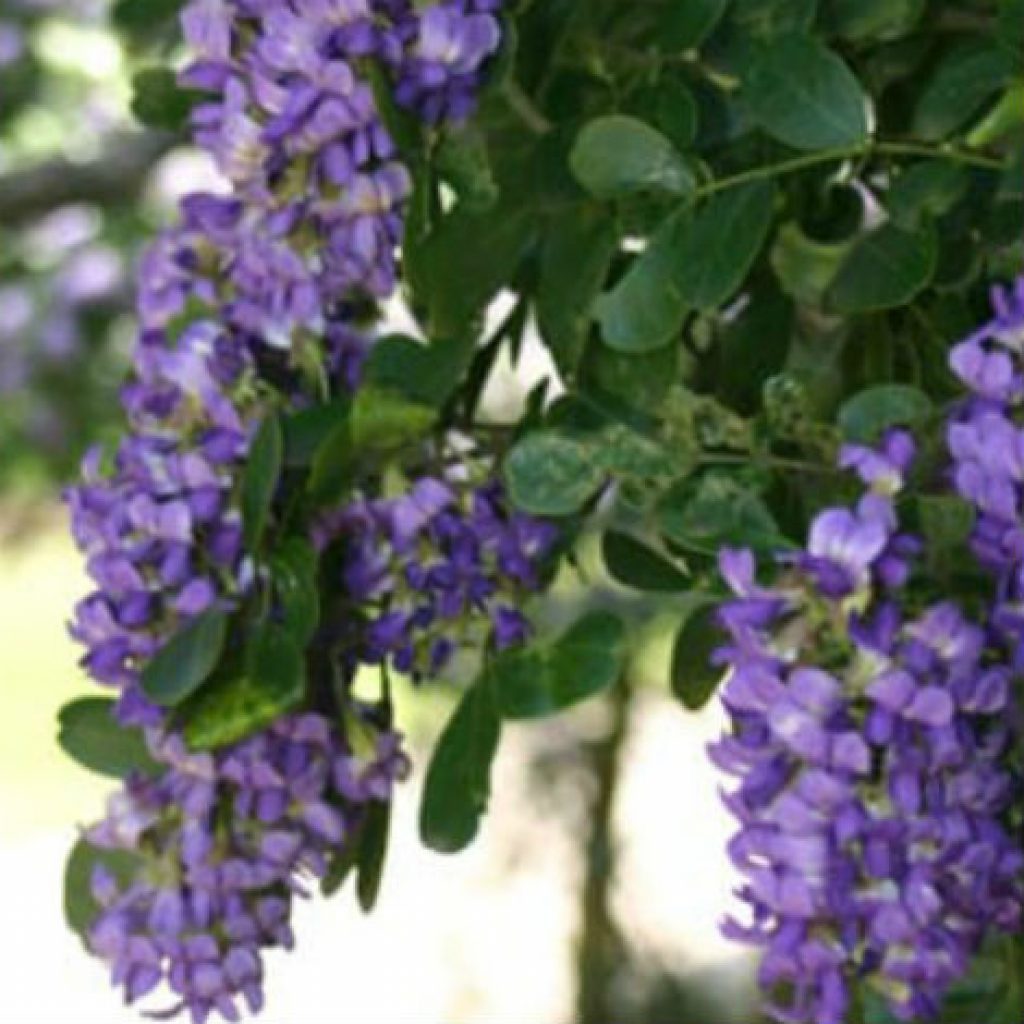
[141,610,229,707]
[837,384,934,442]
[829,222,937,313]
[570,115,695,200]
[64,839,140,946]
[496,610,628,720]
[676,180,776,311]
[602,532,690,592]
[744,34,869,150]
[504,432,605,516]
[419,680,502,854]
[671,602,725,711]
[242,414,283,550]
[181,625,305,750]
[57,698,159,779]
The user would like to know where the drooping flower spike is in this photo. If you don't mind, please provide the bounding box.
[712,430,1022,1024]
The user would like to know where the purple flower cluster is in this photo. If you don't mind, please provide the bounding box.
[181,0,502,302]
[315,477,557,678]
[85,713,409,1022]
[712,431,1022,1024]
[947,277,1024,658]
[68,2,510,1017]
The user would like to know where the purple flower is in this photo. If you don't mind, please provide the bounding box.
[711,433,1023,1024]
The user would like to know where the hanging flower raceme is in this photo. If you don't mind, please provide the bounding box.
[947,276,1024,660]
[67,2,509,1020]
[83,712,409,1023]
[314,477,558,679]
[712,430,1023,1024]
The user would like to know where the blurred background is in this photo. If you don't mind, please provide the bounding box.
[0,4,762,1022]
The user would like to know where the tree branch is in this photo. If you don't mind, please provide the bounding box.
[0,131,177,227]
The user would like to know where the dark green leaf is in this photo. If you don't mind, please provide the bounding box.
[837,384,933,442]
[364,334,469,407]
[307,420,353,505]
[657,473,783,554]
[829,222,937,313]
[913,41,1015,141]
[141,610,229,707]
[113,0,184,34]
[419,680,501,854]
[570,115,695,200]
[271,538,320,646]
[659,0,729,50]
[504,432,605,516]
[356,800,391,913]
[822,0,924,42]
[743,34,869,150]
[536,208,619,376]
[602,532,689,592]
[64,839,141,946]
[57,698,159,780]
[130,68,194,132]
[594,208,690,352]
[732,0,818,37]
[436,125,498,212]
[671,602,725,711]
[282,399,350,467]
[676,181,776,311]
[242,414,283,550]
[495,611,628,720]
[181,626,305,750]
[887,161,968,229]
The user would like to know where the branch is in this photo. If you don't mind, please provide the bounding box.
[0,131,177,227]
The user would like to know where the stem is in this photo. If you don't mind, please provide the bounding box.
[701,452,841,477]
[576,678,630,1024]
[503,81,553,135]
[693,139,1005,202]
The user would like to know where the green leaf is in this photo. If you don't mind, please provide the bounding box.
[364,334,469,408]
[64,839,141,946]
[829,222,937,312]
[822,0,924,42]
[887,161,968,229]
[271,538,320,647]
[837,384,933,442]
[732,0,818,37]
[917,496,975,565]
[675,181,776,311]
[141,610,229,707]
[671,602,725,711]
[112,0,184,35]
[241,414,283,551]
[913,41,1015,141]
[130,68,194,132]
[743,34,869,150]
[657,473,783,554]
[356,800,392,913]
[770,221,857,306]
[436,125,498,211]
[307,420,353,505]
[495,611,628,720]
[602,532,689,592]
[536,208,619,376]
[351,386,436,452]
[182,626,305,750]
[282,399,350,467]
[504,432,605,516]
[419,680,502,854]
[416,199,534,341]
[57,698,159,780]
[659,0,729,50]
[595,208,690,352]
[569,115,695,200]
